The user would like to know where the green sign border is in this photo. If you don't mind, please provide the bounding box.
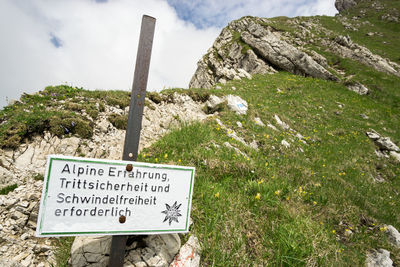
[37,155,195,236]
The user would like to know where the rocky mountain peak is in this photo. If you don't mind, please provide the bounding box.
[189,1,400,92]
[189,16,339,89]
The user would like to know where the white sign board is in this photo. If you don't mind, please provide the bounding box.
[36,155,195,237]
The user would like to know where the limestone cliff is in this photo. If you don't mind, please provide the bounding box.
[189,0,400,90]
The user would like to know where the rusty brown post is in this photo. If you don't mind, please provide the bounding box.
[108,14,156,267]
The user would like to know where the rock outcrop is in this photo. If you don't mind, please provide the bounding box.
[190,9,400,90]
[366,130,400,162]
[335,0,360,13]
[189,17,338,89]
[325,35,400,77]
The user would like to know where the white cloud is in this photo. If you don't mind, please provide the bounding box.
[0,0,219,107]
[167,0,337,28]
[0,0,337,108]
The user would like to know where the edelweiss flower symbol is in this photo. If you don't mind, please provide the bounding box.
[161,201,182,225]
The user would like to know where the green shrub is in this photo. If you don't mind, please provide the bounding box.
[0,184,18,195]
[108,114,128,130]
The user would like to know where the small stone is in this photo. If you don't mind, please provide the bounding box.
[11,211,25,221]
[20,233,29,240]
[267,123,278,131]
[274,115,290,130]
[367,131,380,140]
[390,151,400,162]
[344,229,353,236]
[281,140,290,148]
[360,114,369,119]
[5,199,18,209]
[17,201,29,209]
[254,117,265,127]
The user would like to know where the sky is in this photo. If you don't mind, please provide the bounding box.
[0,0,337,108]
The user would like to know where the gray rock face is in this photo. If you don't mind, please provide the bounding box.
[189,17,336,88]
[240,28,337,81]
[366,249,393,267]
[70,234,181,267]
[0,180,54,266]
[335,0,359,13]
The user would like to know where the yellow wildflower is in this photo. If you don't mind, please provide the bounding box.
[164,153,168,159]
[255,193,261,200]
[214,192,220,198]
[274,190,281,196]
[257,179,264,185]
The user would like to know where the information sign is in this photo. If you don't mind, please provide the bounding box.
[36,155,195,237]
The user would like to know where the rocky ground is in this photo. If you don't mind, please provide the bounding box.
[0,93,208,266]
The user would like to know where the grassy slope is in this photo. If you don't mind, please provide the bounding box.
[141,70,399,266]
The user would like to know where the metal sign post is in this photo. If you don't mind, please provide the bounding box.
[108,15,156,267]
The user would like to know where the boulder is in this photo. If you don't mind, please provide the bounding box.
[366,249,393,267]
[225,95,248,115]
[385,225,400,248]
[366,130,400,153]
[206,95,224,111]
[347,83,369,95]
[169,235,201,267]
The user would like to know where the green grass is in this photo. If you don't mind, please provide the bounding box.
[137,71,399,265]
[0,183,17,195]
[53,237,75,267]
[0,85,132,149]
